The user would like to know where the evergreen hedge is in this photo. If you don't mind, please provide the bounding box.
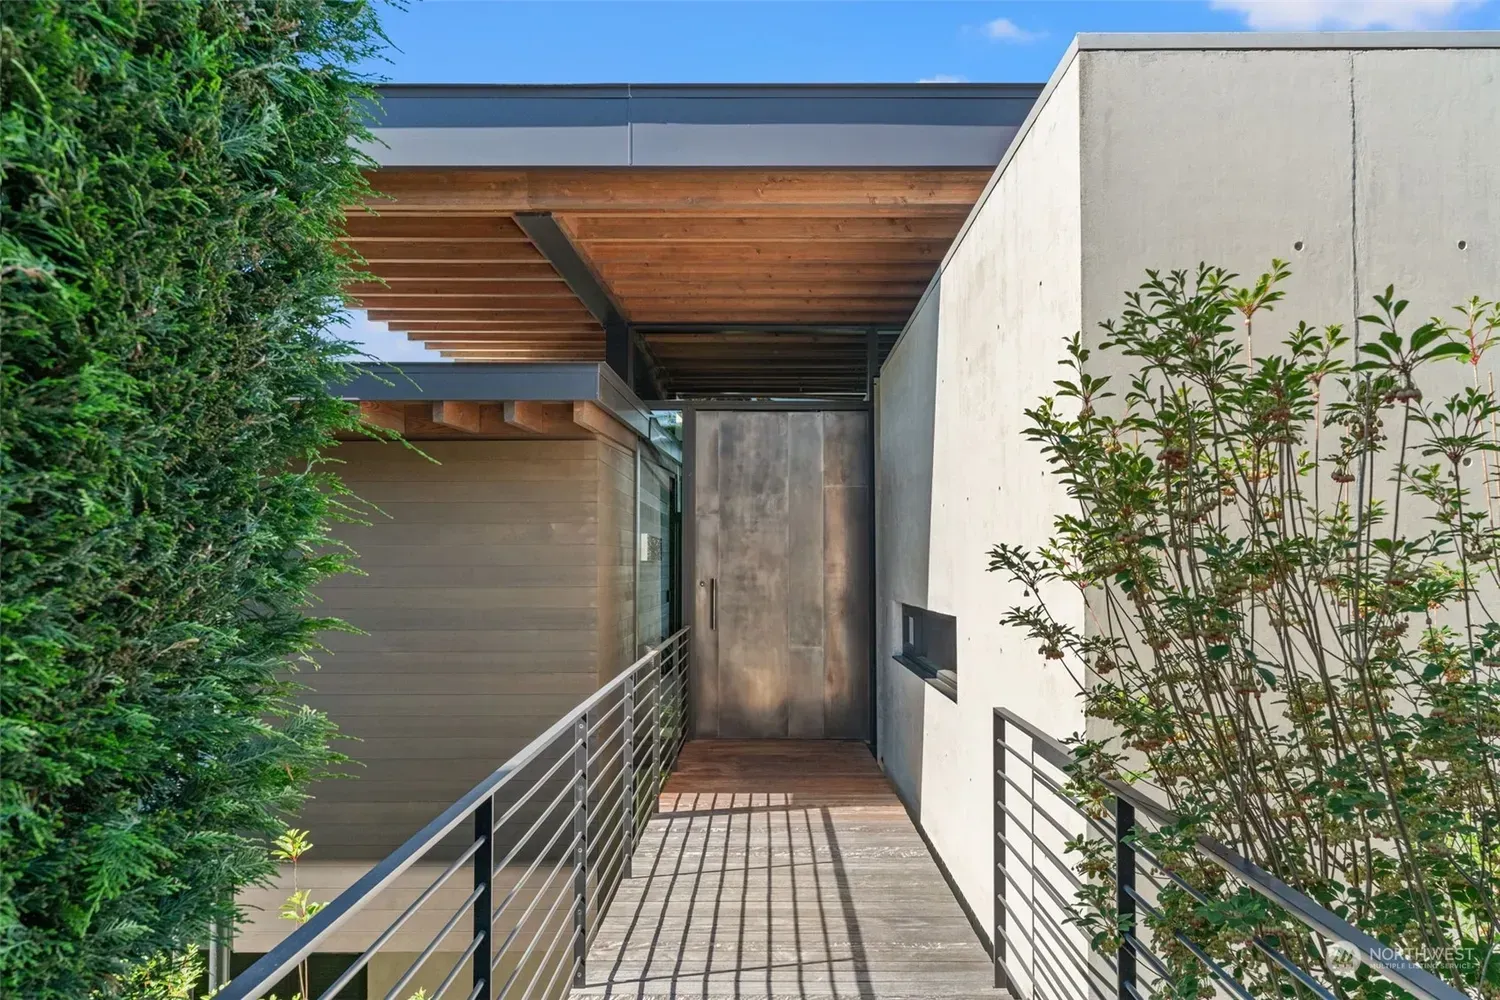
[0,3,384,995]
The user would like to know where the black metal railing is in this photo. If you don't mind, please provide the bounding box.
[219,627,691,1000]
[992,708,1466,1000]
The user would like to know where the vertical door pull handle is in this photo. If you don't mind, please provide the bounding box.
[709,577,717,631]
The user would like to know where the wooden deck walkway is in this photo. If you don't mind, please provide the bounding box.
[571,741,997,999]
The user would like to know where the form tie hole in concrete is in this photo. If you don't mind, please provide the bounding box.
[1464,456,1476,469]
[1293,240,1305,252]
[1459,239,1469,250]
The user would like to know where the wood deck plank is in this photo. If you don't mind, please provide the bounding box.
[571,741,1002,999]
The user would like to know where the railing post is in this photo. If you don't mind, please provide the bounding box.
[623,667,636,879]
[473,793,494,1000]
[993,712,1011,991]
[573,716,589,987]
[650,651,662,804]
[1115,796,1137,1000]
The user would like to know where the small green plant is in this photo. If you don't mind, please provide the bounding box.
[272,829,326,1000]
[990,263,1500,997]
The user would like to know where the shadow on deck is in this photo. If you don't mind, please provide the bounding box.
[571,741,996,1000]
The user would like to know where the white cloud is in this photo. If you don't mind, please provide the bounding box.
[919,74,968,83]
[329,310,451,363]
[983,16,1043,42]
[1211,0,1477,29]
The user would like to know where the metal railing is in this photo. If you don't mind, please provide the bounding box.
[992,707,1466,1000]
[220,627,691,1000]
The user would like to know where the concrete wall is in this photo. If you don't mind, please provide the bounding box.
[875,58,1086,969]
[875,34,1499,980]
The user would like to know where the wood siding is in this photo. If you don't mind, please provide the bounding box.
[302,439,623,858]
[596,440,637,682]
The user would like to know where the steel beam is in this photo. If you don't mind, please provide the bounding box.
[514,212,666,398]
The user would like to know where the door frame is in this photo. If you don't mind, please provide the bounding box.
[680,400,875,743]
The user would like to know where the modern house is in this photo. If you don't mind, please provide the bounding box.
[225,32,1500,1000]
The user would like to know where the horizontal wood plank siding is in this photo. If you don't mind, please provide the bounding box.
[300,440,605,858]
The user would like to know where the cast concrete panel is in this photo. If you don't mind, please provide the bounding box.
[876,62,1087,973]
[875,34,1499,986]
[1351,49,1500,322]
[1079,48,1356,341]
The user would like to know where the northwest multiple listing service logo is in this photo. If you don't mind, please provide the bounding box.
[1326,940,1362,976]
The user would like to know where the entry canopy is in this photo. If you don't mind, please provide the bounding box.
[346,83,1042,398]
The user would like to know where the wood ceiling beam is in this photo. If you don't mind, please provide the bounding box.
[343,215,528,241]
[605,282,929,299]
[560,214,965,242]
[581,242,949,264]
[372,311,599,326]
[350,280,573,297]
[430,401,485,434]
[352,296,594,313]
[352,289,585,305]
[354,242,548,263]
[571,401,637,449]
[619,297,919,313]
[503,401,576,435]
[358,401,406,435]
[357,265,566,282]
[594,262,938,281]
[634,312,914,324]
[362,169,991,215]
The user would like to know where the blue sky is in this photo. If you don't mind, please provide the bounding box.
[358,0,1498,85]
[344,0,1498,361]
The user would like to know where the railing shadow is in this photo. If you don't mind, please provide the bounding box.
[578,795,876,1000]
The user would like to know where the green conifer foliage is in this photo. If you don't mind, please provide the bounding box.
[0,3,384,994]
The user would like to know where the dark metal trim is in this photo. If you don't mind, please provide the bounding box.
[511,213,624,329]
[641,323,903,335]
[893,654,957,703]
[513,212,666,395]
[672,399,872,411]
[334,361,674,456]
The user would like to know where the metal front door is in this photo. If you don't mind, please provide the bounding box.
[688,410,871,739]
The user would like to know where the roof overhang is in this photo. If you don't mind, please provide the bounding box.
[360,83,1039,169]
[343,82,1042,398]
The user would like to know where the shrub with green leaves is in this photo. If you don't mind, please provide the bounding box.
[991,265,1500,996]
[0,2,384,995]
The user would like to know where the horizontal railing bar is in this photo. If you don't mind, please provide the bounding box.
[995,866,1092,984]
[493,877,577,995]
[493,779,578,877]
[587,800,628,869]
[995,768,1080,845]
[1001,747,1116,839]
[996,707,1465,1000]
[587,750,629,807]
[996,805,1082,891]
[587,695,625,735]
[518,921,581,1000]
[493,739,579,834]
[429,930,486,1000]
[490,828,579,940]
[222,630,687,1000]
[490,836,578,941]
[532,952,581,1000]
[995,709,1077,770]
[1124,887,1259,1000]
[384,882,486,1000]
[588,719,627,765]
[313,836,487,1000]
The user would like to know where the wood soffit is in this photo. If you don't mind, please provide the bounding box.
[342,167,989,396]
